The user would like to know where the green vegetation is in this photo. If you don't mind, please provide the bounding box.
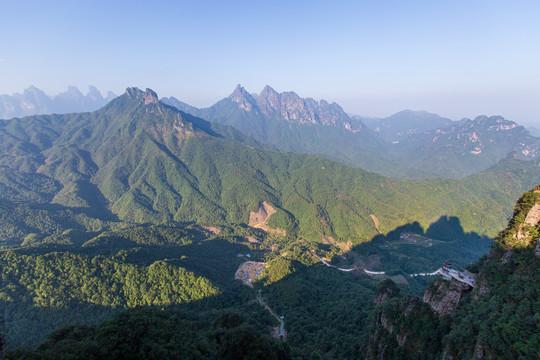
[1,88,539,249]
[10,308,290,360]
[351,217,492,279]
[1,89,538,358]
[364,186,540,360]
[257,259,376,358]
[165,95,540,179]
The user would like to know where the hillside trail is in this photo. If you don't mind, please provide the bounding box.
[235,260,287,341]
[257,294,287,341]
[258,297,281,322]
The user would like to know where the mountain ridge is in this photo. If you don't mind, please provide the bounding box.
[162,86,540,179]
[2,87,539,246]
[0,85,117,120]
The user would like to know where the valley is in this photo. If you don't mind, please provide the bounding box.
[4,1,539,358]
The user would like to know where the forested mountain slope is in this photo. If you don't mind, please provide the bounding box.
[1,87,539,248]
[164,86,540,179]
[162,85,408,177]
[0,87,538,356]
[364,185,540,360]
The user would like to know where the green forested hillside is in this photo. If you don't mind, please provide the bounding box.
[1,88,539,358]
[2,187,538,357]
[10,307,291,360]
[1,223,377,357]
[1,88,539,248]
[0,223,251,348]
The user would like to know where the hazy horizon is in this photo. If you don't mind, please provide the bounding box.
[2,1,539,126]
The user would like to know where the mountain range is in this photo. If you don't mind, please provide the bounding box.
[0,86,538,357]
[1,87,538,248]
[3,85,538,180]
[0,86,116,119]
[163,85,540,179]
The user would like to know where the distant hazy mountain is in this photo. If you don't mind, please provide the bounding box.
[0,86,116,119]
[358,110,454,142]
[386,115,540,177]
[528,126,540,137]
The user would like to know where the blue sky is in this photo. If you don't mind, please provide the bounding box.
[1,0,539,126]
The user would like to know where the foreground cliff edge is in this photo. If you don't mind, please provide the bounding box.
[365,185,540,360]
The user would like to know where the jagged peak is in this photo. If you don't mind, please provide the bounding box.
[470,115,510,123]
[24,85,47,95]
[227,84,255,110]
[319,99,330,107]
[228,84,251,99]
[258,85,279,99]
[125,87,159,104]
[66,86,83,96]
[106,91,117,101]
[88,85,101,96]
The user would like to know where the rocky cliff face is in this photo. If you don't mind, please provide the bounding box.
[365,283,444,360]
[422,278,472,315]
[227,84,365,132]
[125,87,159,104]
[228,84,257,111]
[366,277,474,359]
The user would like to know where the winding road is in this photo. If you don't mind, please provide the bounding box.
[310,251,386,275]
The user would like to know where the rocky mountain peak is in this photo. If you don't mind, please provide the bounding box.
[463,115,518,130]
[23,86,48,98]
[258,85,279,99]
[256,85,282,113]
[143,88,159,104]
[254,85,363,130]
[229,84,250,101]
[125,87,159,104]
[64,86,83,98]
[87,86,102,101]
[105,91,117,101]
[228,84,255,111]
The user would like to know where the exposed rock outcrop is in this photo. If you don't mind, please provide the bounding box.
[364,185,540,360]
[422,279,472,315]
[228,84,256,111]
[125,87,159,104]
[227,84,365,132]
[374,279,400,306]
[248,202,286,237]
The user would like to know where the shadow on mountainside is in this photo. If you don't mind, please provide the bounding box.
[327,215,492,281]
[0,215,492,356]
